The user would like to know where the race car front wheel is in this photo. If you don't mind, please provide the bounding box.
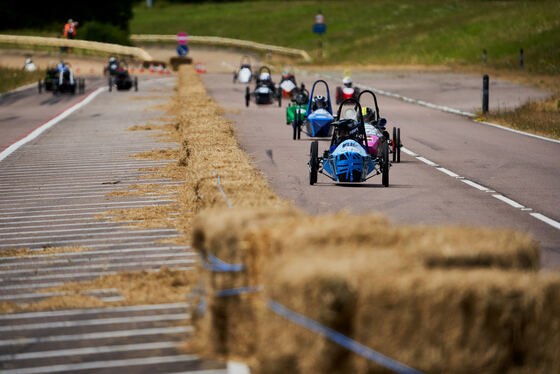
[245,86,250,107]
[108,77,112,92]
[134,77,138,92]
[397,127,401,163]
[309,141,319,185]
[382,141,389,187]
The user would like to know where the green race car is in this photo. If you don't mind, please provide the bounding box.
[286,85,309,140]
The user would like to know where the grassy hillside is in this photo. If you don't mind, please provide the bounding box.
[131,0,560,74]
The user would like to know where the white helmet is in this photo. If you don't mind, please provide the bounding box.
[259,72,271,81]
[342,76,352,87]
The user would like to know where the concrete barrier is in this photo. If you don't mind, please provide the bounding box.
[0,34,153,61]
[131,34,312,62]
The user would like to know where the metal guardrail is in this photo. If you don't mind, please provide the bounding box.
[0,34,153,61]
[131,34,312,62]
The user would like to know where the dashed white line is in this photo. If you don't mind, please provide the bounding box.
[0,245,191,261]
[530,213,560,230]
[0,234,179,249]
[416,156,439,167]
[460,179,493,192]
[0,325,193,346]
[0,355,200,374]
[0,341,178,361]
[0,258,195,275]
[0,199,174,212]
[436,167,460,178]
[0,252,194,268]
[400,147,418,157]
[0,302,188,320]
[492,194,525,209]
[0,313,189,332]
[2,266,194,282]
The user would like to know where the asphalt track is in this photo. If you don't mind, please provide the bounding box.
[0,76,226,373]
[201,71,560,269]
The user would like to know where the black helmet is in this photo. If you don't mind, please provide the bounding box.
[312,95,328,109]
[362,107,375,123]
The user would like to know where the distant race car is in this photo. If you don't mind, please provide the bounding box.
[358,90,402,163]
[104,57,120,76]
[308,98,391,186]
[335,69,360,105]
[108,66,138,92]
[286,84,309,140]
[279,66,297,99]
[233,55,253,83]
[39,62,85,95]
[303,80,334,137]
[245,66,281,107]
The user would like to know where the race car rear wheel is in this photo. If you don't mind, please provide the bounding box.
[134,77,138,92]
[397,127,401,163]
[245,86,250,107]
[292,116,298,140]
[108,77,112,92]
[392,127,397,163]
[382,140,390,187]
[309,141,318,185]
[336,86,342,105]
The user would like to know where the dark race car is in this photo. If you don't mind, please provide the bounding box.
[108,68,138,92]
[245,66,281,107]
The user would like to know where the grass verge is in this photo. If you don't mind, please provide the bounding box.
[0,66,43,94]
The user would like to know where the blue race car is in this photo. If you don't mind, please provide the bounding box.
[308,98,390,186]
[303,80,334,137]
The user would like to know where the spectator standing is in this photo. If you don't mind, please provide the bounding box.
[62,19,78,52]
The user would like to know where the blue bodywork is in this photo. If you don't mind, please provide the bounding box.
[305,80,334,137]
[323,139,376,182]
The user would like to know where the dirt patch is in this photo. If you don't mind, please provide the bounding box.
[0,268,194,313]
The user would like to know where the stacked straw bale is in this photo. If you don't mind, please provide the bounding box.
[193,208,559,374]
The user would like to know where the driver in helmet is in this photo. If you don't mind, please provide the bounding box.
[343,76,352,88]
[311,95,328,111]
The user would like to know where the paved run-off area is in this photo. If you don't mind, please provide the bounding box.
[0,77,226,373]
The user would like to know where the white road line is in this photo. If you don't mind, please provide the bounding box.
[460,179,493,192]
[530,213,560,230]
[0,179,182,191]
[0,226,176,238]
[400,147,418,157]
[0,87,106,163]
[1,282,64,291]
[0,355,199,374]
[492,194,525,209]
[0,245,191,261]
[0,234,180,249]
[0,313,189,332]
[0,228,177,242]
[416,156,439,167]
[436,167,460,178]
[0,259,194,275]
[0,193,174,204]
[1,266,194,282]
[0,341,178,361]
[0,252,194,268]
[0,162,169,173]
[0,326,192,346]
[0,302,188,320]
[0,288,119,301]
[0,207,170,221]
[0,221,139,231]
[1,160,169,169]
[476,120,560,144]
[0,199,174,212]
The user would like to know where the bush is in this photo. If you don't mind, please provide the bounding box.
[79,21,131,46]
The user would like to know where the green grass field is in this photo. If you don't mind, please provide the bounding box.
[131,0,560,74]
